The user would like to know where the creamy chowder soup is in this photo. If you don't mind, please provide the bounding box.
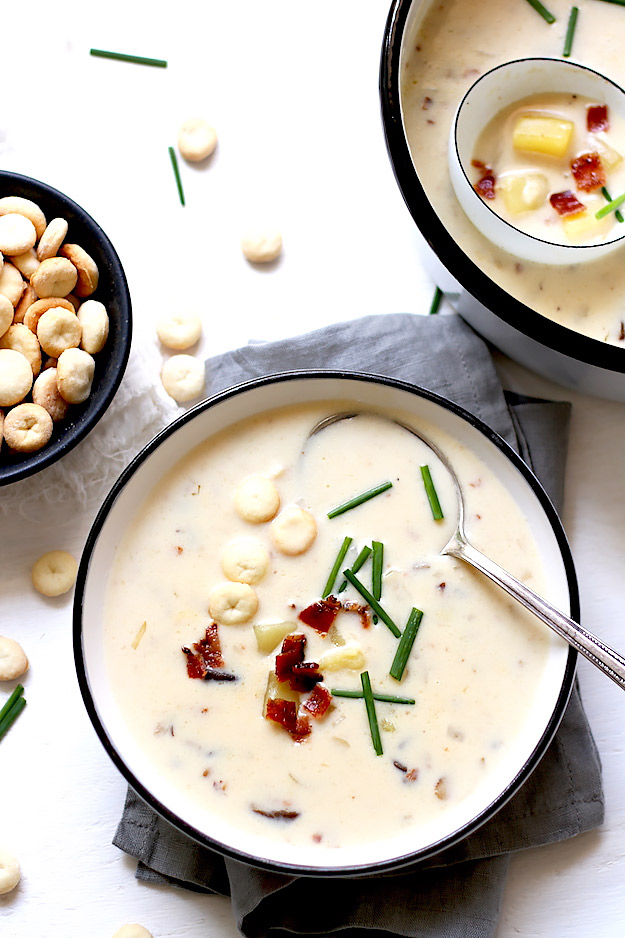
[402,0,625,343]
[102,400,558,859]
[472,92,625,244]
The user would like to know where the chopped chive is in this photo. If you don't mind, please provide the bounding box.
[0,695,26,742]
[0,684,24,723]
[338,544,372,593]
[562,6,579,56]
[90,48,168,68]
[428,286,443,315]
[371,541,383,601]
[168,146,185,206]
[342,569,401,637]
[421,465,444,520]
[327,481,392,519]
[390,608,424,682]
[596,191,625,219]
[361,671,383,755]
[589,0,625,6]
[601,187,625,222]
[524,0,556,22]
[322,536,353,598]
[371,540,383,624]
[331,689,415,704]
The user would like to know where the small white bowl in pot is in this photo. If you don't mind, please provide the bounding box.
[74,372,576,876]
[449,57,625,266]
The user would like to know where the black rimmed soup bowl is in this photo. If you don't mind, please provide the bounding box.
[380,0,625,401]
[74,371,576,876]
[0,171,131,486]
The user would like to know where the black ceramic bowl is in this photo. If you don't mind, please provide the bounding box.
[75,371,576,876]
[0,171,131,485]
[380,0,625,401]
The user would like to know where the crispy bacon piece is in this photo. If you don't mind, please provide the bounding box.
[471,160,496,200]
[252,805,300,820]
[266,698,311,740]
[182,623,225,679]
[587,104,609,133]
[550,190,586,217]
[289,661,323,692]
[275,633,306,681]
[275,634,322,692]
[571,152,605,192]
[474,173,496,200]
[342,601,371,629]
[302,684,332,718]
[298,596,341,633]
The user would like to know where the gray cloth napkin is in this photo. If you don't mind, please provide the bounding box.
[114,313,603,938]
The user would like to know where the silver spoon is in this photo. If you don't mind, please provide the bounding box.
[309,412,625,691]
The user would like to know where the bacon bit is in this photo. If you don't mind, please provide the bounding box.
[312,833,323,843]
[252,805,300,820]
[202,768,211,777]
[437,582,446,591]
[182,623,225,679]
[266,697,296,731]
[290,661,323,692]
[404,768,419,783]
[422,96,433,110]
[266,698,311,740]
[472,160,496,199]
[275,633,306,681]
[176,545,184,554]
[203,665,236,682]
[619,322,625,342]
[587,104,609,133]
[298,596,341,633]
[302,684,332,718]
[550,190,586,217]
[342,601,372,629]
[571,152,605,192]
[393,760,408,773]
[299,596,371,632]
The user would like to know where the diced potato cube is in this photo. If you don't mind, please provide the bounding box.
[318,641,365,672]
[594,139,623,172]
[513,115,574,157]
[327,622,346,646]
[499,172,549,214]
[561,209,613,242]
[254,621,297,654]
[262,671,299,717]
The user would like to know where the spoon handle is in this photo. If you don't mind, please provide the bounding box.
[445,533,625,691]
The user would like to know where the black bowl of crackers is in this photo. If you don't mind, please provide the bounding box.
[0,170,132,486]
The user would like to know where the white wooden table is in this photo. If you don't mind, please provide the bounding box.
[1,2,624,935]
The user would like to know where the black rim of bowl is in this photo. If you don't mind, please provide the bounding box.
[73,369,578,878]
[0,170,132,486]
[379,0,625,377]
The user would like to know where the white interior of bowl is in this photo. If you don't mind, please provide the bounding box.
[449,57,625,265]
[79,375,572,873]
